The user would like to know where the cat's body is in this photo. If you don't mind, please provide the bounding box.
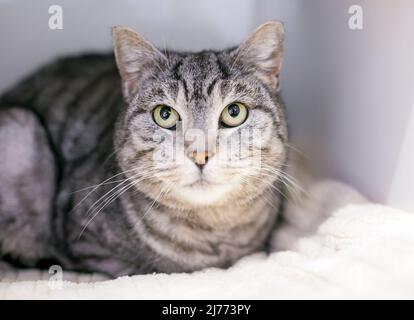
[0,22,288,277]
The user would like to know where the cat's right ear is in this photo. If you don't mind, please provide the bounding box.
[112,26,165,102]
[232,21,284,91]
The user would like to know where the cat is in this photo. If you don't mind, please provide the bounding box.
[0,21,288,277]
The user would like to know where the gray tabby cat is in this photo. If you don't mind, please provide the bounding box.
[0,21,288,277]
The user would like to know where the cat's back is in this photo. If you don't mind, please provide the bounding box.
[0,53,123,162]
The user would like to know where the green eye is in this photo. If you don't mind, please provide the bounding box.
[153,105,180,129]
[220,102,248,127]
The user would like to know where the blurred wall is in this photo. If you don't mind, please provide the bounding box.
[0,0,261,92]
[260,0,414,209]
[0,0,413,209]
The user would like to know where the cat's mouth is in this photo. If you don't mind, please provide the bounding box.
[176,176,233,206]
[186,178,219,189]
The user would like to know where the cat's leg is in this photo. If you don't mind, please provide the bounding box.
[0,107,56,266]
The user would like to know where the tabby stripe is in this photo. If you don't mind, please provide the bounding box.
[181,78,189,101]
[219,213,274,250]
[129,148,155,163]
[83,81,121,124]
[254,105,286,143]
[141,216,218,256]
[215,54,229,78]
[171,59,189,101]
[57,68,115,144]
[206,76,220,96]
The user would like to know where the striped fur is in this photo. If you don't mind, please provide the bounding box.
[0,21,288,277]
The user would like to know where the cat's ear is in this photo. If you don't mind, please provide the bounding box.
[112,26,165,101]
[233,21,284,91]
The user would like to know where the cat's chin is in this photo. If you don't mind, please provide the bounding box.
[176,181,234,207]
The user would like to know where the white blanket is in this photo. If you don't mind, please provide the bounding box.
[1,179,414,299]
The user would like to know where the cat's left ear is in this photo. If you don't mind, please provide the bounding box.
[112,26,166,101]
[233,21,284,91]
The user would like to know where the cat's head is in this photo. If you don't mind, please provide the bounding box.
[112,21,288,211]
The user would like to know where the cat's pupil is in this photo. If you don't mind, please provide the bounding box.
[160,106,171,120]
[228,104,240,118]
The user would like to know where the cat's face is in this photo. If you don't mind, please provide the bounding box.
[113,21,287,210]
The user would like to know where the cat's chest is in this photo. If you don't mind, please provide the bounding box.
[121,194,278,272]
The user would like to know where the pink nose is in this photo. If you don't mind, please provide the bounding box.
[189,150,209,169]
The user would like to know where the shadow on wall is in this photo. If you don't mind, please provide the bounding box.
[267,0,414,208]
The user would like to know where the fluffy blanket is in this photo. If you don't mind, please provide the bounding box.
[1,179,414,299]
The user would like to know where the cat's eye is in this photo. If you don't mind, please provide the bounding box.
[220,102,248,127]
[152,105,180,130]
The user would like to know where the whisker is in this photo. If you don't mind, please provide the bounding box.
[243,166,303,203]
[239,176,279,211]
[69,179,127,194]
[83,170,158,219]
[69,168,140,210]
[141,182,172,220]
[78,178,141,239]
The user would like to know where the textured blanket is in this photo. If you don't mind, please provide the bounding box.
[1,179,414,299]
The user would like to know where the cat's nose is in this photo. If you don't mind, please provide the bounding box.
[189,150,209,171]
